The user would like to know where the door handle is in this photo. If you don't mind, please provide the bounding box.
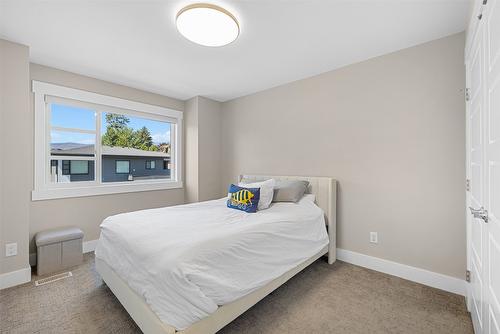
[469,206,489,223]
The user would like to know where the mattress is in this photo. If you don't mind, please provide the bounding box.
[94,195,329,330]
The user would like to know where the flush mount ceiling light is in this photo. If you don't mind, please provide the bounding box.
[176,3,239,47]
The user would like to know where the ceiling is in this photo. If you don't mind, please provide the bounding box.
[0,0,471,102]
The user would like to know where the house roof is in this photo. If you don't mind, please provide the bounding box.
[102,146,170,158]
[50,143,170,158]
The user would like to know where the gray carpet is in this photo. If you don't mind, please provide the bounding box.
[0,253,473,334]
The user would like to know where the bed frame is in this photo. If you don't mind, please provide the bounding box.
[96,175,337,334]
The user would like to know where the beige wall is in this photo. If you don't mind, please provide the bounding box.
[28,64,185,252]
[184,97,200,203]
[0,40,31,274]
[1,33,466,281]
[184,96,222,203]
[220,33,466,278]
[197,97,222,201]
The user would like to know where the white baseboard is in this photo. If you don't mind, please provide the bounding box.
[0,266,31,290]
[78,242,466,296]
[336,248,466,296]
[25,241,465,296]
[29,239,98,266]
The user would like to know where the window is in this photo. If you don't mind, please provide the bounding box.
[145,160,156,170]
[70,161,89,175]
[49,104,96,183]
[115,161,130,174]
[33,81,183,200]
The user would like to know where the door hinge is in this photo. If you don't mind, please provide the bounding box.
[466,270,471,283]
[466,179,471,192]
[465,88,471,101]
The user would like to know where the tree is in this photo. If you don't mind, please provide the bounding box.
[135,126,153,149]
[101,114,160,151]
[102,113,131,147]
[105,113,129,129]
[101,127,120,147]
[158,143,170,153]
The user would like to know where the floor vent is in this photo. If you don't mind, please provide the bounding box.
[35,271,73,286]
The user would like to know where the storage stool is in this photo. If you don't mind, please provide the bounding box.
[35,226,84,276]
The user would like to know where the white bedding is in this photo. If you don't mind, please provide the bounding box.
[95,195,329,330]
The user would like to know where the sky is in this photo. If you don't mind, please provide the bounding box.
[50,103,171,145]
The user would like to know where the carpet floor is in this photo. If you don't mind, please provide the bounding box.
[0,253,473,334]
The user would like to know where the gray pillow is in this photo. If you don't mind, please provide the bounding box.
[272,180,309,202]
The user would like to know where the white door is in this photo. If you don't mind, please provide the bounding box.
[484,0,500,333]
[467,14,487,332]
[467,1,500,333]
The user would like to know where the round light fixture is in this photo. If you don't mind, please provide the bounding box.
[176,3,239,47]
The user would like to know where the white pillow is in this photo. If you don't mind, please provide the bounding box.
[238,178,276,210]
[300,194,316,203]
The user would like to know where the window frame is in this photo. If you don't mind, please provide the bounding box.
[115,160,130,174]
[145,160,156,170]
[32,81,183,201]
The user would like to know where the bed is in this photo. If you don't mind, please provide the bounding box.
[95,174,337,334]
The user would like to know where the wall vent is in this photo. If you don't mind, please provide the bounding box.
[35,271,73,286]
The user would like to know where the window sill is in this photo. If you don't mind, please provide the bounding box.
[32,180,183,201]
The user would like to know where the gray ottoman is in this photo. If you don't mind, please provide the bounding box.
[35,226,84,276]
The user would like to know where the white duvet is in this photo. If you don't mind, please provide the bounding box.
[95,195,328,330]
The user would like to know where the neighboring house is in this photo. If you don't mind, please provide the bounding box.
[50,143,171,183]
[101,146,171,182]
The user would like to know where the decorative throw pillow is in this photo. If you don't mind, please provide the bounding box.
[238,178,276,210]
[227,184,260,213]
[272,180,310,202]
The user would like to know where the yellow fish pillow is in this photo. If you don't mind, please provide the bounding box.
[227,184,261,213]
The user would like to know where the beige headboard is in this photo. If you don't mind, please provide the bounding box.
[239,174,337,264]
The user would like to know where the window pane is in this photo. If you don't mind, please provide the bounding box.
[115,161,130,174]
[101,112,172,182]
[51,131,95,157]
[70,161,89,174]
[50,103,96,131]
[50,159,95,183]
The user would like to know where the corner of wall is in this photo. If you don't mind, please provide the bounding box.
[184,96,224,203]
[0,39,32,285]
[184,97,200,203]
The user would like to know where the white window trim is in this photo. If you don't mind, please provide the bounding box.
[32,81,183,201]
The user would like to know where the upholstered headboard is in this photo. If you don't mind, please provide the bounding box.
[239,174,337,264]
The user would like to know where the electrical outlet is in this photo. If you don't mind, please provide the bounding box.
[370,232,378,244]
[5,243,17,257]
